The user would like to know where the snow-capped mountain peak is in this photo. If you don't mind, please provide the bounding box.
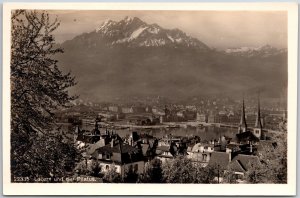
[225,45,287,57]
[94,16,210,50]
[124,16,134,22]
[96,19,117,34]
[225,46,259,53]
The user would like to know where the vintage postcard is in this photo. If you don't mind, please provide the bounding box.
[2,2,298,196]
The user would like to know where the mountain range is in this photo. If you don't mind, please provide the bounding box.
[56,16,287,102]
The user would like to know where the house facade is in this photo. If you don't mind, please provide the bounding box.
[91,142,145,178]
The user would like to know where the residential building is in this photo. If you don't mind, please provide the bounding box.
[132,106,146,113]
[108,106,119,112]
[187,143,214,163]
[121,107,133,114]
[196,113,207,123]
[156,145,173,163]
[91,142,145,178]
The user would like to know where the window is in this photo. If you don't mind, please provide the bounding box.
[204,146,208,149]
[105,165,109,170]
[106,154,110,160]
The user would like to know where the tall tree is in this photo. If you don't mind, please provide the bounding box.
[102,165,122,183]
[223,166,238,184]
[162,156,217,183]
[255,133,287,183]
[75,159,101,178]
[123,166,139,183]
[245,161,267,184]
[139,159,163,183]
[11,10,77,181]
[194,164,218,184]
[162,156,197,183]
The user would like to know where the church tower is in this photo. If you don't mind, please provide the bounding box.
[238,97,247,133]
[253,94,263,139]
[92,117,101,135]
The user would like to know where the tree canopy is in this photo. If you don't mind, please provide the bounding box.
[249,133,287,184]
[11,10,77,181]
[162,156,217,183]
[138,159,163,183]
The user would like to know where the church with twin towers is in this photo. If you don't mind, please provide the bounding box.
[237,95,265,142]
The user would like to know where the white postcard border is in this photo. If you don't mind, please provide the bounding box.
[2,2,298,196]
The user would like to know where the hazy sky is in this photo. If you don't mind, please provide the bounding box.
[49,10,287,49]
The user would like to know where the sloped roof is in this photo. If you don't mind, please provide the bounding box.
[156,145,170,152]
[208,152,230,170]
[201,143,214,148]
[228,159,246,173]
[77,133,101,144]
[191,143,214,152]
[92,143,143,164]
[236,131,259,142]
[96,143,138,154]
[231,154,260,171]
[191,143,201,152]
[86,139,105,155]
[256,141,277,152]
[226,143,240,149]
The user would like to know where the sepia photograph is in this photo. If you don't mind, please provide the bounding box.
[2,2,298,196]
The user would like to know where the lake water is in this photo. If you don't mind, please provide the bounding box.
[61,123,238,142]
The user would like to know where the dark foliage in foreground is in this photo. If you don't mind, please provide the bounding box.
[11,10,77,182]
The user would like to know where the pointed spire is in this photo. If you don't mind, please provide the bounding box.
[95,120,99,130]
[239,96,247,133]
[93,117,100,136]
[255,93,263,129]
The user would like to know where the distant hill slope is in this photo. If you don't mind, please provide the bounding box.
[56,16,287,102]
